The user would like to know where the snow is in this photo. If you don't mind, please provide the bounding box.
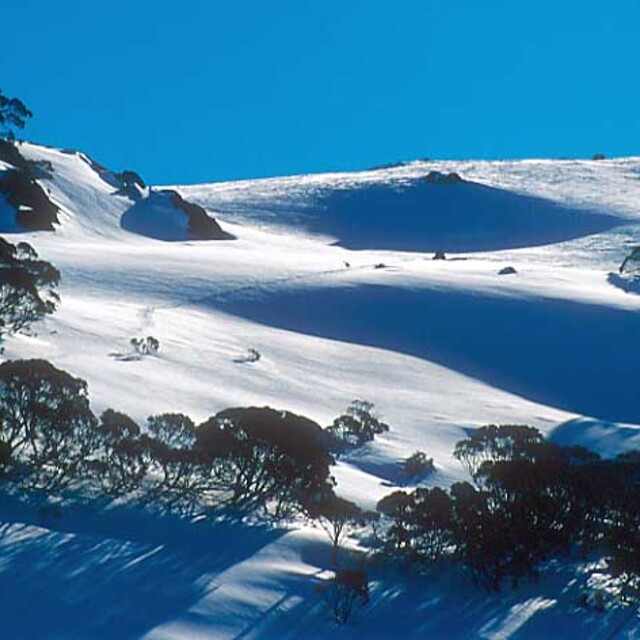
[2,142,640,637]
[120,190,193,241]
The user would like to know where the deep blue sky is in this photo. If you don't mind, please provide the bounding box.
[3,0,639,184]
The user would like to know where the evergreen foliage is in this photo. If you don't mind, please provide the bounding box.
[0,89,32,141]
[325,400,390,451]
[0,237,60,344]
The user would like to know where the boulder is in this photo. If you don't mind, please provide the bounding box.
[425,170,464,184]
[498,266,518,275]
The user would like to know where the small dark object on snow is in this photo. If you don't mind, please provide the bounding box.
[425,170,464,184]
[620,246,640,274]
[374,263,387,269]
[592,153,606,161]
[433,251,447,260]
[403,450,435,478]
[234,348,261,364]
[130,336,160,355]
[498,266,518,275]
[115,170,146,189]
[344,261,351,268]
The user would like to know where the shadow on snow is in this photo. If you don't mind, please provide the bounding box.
[219,284,640,424]
[0,499,283,640]
[206,178,620,252]
[315,180,620,252]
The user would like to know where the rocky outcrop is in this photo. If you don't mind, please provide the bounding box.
[0,169,59,231]
[0,139,30,171]
[166,190,234,240]
[120,189,234,241]
[425,170,464,184]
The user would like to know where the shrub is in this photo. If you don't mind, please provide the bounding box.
[233,348,261,363]
[130,336,160,355]
[304,492,370,565]
[325,400,390,451]
[403,451,435,478]
[377,487,453,564]
[329,566,369,623]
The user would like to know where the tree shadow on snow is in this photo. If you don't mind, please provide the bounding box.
[246,559,631,639]
[607,272,640,295]
[0,501,283,639]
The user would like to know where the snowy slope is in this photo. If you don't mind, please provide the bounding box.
[2,143,640,638]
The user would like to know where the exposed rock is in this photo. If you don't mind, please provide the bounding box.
[0,140,30,171]
[368,160,410,170]
[592,153,606,161]
[0,169,59,231]
[425,170,464,184]
[115,170,146,189]
[28,159,54,179]
[432,251,447,260]
[77,151,109,175]
[0,141,54,179]
[121,189,234,241]
[498,266,518,275]
[166,190,234,240]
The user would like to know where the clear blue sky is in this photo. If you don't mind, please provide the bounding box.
[3,0,639,184]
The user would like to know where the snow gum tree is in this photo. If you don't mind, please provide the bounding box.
[0,359,98,489]
[0,89,32,142]
[0,237,60,347]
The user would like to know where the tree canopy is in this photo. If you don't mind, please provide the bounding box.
[0,237,60,345]
[0,89,32,142]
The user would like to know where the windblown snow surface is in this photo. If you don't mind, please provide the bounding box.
[2,143,640,638]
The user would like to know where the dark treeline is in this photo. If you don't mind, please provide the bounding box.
[0,356,382,623]
[0,359,341,519]
[376,424,640,601]
[2,356,640,615]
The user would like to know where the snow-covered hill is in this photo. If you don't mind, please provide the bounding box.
[2,143,640,638]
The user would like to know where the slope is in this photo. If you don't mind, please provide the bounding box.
[1,143,640,638]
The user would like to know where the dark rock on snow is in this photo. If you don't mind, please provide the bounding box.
[0,169,59,231]
[498,266,518,275]
[425,170,464,185]
[166,190,234,240]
